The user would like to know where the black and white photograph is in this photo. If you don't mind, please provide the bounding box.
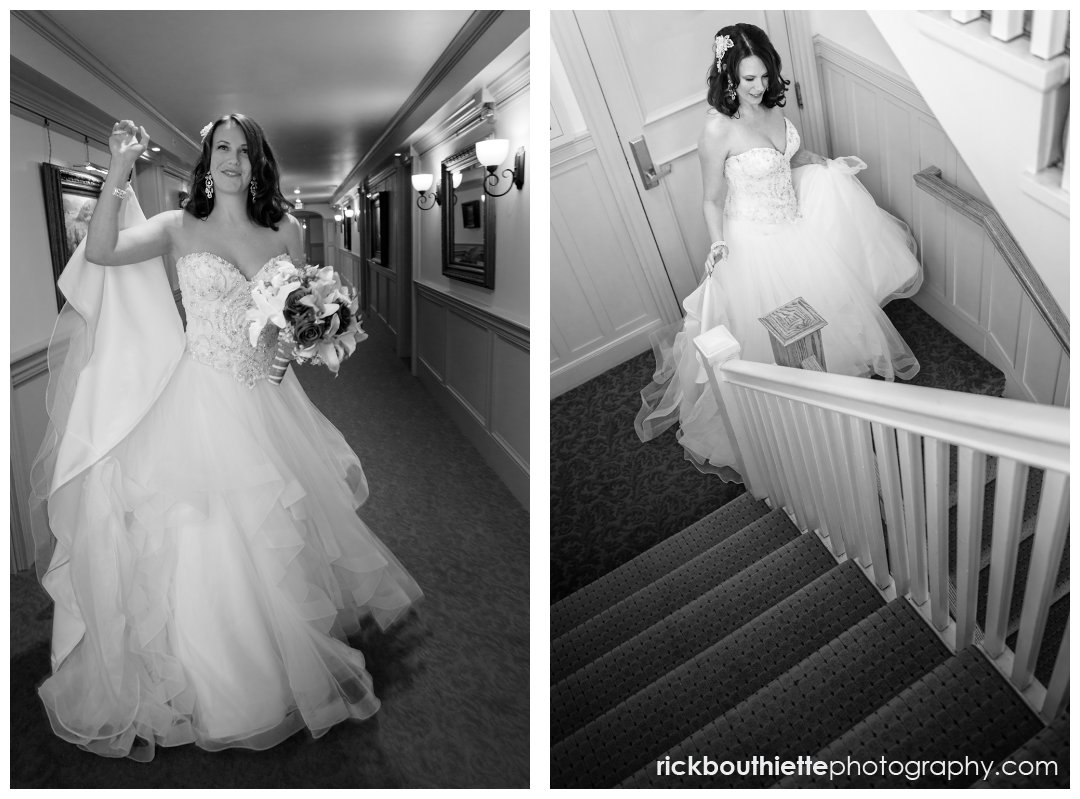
[550,10,1068,788]
[11,9,529,788]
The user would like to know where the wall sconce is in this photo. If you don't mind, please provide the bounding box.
[476,139,525,197]
[344,207,355,220]
[334,211,343,223]
[412,173,438,210]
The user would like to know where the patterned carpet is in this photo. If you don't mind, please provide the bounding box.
[551,298,1005,604]
[11,320,529,788]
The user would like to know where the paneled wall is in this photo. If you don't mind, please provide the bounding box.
[816,37,1068,406]
[415,285,529,506]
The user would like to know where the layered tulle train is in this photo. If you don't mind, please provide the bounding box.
[636,162,923,478]
[38,357,421,760]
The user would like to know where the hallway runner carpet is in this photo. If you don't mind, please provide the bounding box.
[11,320,530,788]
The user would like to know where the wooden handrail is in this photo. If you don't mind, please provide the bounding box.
[914,166,1069,355]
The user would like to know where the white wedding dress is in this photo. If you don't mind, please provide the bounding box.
[636,116,923,478]
[29,192,422,761]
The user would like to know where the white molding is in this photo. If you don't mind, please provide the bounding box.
[14,11,200,163]
[11,346,49,388]
[1020,168,1070,219]
[551,131,597,167]
[332,11,514,202]
[917,11,1070,93]
[415,281,528,342]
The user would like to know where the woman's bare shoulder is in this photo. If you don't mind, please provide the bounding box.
[700,111,734,155]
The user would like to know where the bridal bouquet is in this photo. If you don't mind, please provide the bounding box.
[246,256,367,384]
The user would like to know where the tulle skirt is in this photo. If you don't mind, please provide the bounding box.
[635,163,923,479]
[38,356,422,760]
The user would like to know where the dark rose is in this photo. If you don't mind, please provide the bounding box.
[294,318,324,347]
[283,288,307,322]
[336,305,352,331]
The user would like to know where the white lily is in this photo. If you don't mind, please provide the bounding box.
[245,280,301,346]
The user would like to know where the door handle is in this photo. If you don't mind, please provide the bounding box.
[629,136,671,190]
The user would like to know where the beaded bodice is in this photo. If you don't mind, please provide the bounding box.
[176,252,281,388]
[723,116,799,224]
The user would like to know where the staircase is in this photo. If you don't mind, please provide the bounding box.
[550,489,1068,787]
[550,300,1069,789]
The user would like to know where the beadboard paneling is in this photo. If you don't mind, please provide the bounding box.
[11,357,50,573]
[415,283,528,508]
[816,36,1067,405]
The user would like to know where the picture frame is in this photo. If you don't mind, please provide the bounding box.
[41,163,105,311]
[461,199,481,229]
[369,190,391,263]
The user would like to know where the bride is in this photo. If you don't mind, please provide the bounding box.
[29,114,422,760]
[636,23,923,479]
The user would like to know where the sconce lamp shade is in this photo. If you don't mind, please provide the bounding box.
[452,171,463,189]
[476,138,510,167]
[344,207,355,219]
[411,173,434,193]
[334,213,343,222]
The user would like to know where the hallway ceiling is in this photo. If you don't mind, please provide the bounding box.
[44,10,473,203]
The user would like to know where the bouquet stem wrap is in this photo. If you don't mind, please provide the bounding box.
[268,339,292,385]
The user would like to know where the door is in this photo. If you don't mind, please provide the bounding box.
[570,11,807,303]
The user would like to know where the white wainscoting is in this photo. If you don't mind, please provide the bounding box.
[11,346,51,573]
[415,283,529,508]
[550,132,680,398]
[332,246,363,302]
[817,37,1068,406]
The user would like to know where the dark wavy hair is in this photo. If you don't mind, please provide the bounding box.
[183,113,291,230]
[706,23,789,117]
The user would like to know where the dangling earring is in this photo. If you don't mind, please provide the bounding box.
[250,178,258,201]
[204,173,214,200]
[726,84,737,103]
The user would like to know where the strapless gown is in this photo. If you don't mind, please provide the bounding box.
[636,116,923,479]
[33,249,422,760]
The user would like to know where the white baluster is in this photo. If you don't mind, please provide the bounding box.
[731,386,770,499]
[990,10,1025,41]
[803,404,846,556]
[1029,10,1069,59]
[777,397,821,532]
[1062,115,1070,192]
[897,430,929,606]
[1012,470,1070,689]
[745,390,784,504]
[982,459,1029,657]
[849,416,890,590]
[765,394,810,530]
[825,408,867,564]
[951,10,982,23]
[1041,616,1069,723]
[872,422,910,597]
[955,446,987,648]
[924,439,951,632]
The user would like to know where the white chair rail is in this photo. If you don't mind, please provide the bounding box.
[696,325,1069,723]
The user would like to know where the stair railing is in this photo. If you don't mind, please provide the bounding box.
[696,325,1069,723]
[915,166,1069,355]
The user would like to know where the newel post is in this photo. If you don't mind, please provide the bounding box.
[694,325,762,496]
[759,297,827,371]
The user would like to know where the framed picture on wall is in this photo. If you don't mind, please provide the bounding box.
[41,163,105,311]
[369,190,391,264]
[461,199,481,229]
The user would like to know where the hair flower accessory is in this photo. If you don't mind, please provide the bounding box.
[714,34,734,69]
[199,122,214,141]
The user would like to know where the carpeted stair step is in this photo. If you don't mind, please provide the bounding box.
[551,508,799,682]
[1005,593,1070,687]
[621,598,951,788]
[550,531,835,745]
[550,492,767,638]
[972,707,1069,787]
[777,647,1043,788]
[550,558,883,787]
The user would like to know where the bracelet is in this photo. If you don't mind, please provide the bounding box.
[709,240,726,254]
[112,187,128,199]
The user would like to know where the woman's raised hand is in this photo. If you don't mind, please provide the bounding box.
[109,120,149,165]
